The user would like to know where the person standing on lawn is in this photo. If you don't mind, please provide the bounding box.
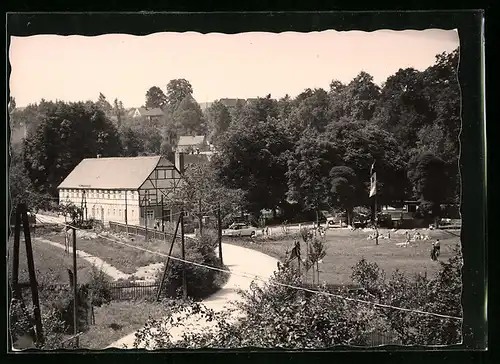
[430,242,437,261]
[435,239,441,258]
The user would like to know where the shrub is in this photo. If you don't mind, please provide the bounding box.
[136,263,372,349]
[351,244,463,345]
[88,265,112,307]
[157,233,228,300]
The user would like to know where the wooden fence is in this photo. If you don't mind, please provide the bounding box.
[108,221,197,244]
[107,281,160,301]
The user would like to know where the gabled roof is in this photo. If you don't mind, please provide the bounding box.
[57,156,173,190]
[177,135,206,146]
[131,107,165,118]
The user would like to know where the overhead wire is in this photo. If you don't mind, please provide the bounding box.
[34,216,463,322]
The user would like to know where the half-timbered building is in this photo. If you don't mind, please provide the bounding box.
[57,153,186,228]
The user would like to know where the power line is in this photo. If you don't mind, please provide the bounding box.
[34,217,463,322]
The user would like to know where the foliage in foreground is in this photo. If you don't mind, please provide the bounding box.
[351,244,463,345]
[134,245,463,349]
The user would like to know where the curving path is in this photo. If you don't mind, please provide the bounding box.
[35,237,130,280]
[107,243,279,349]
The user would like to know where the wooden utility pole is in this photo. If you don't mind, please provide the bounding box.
[180,210,187,300]
[144,191,148,241]
[11,203,44,346]
[217,204,223,265]
[161,195,165,232]
[124,190,128,234]
[156,214,182,301]
[71,227,79,346]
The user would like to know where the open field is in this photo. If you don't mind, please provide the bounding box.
[225,228,461,285]
[44,232,181,275]
[7,237,96,285]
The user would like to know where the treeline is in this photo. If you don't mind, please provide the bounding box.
[210,49,460,223]
[8,48,459,222]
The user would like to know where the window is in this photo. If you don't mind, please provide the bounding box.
[108,209,111,215]
[163,209,171,222]
[183,211,189,217]
[131,209,135,217]
[158,170,166,179]
[91,207,95,218]
[119,209,122,217]
[107,192,110,199]
[146,210,155,220]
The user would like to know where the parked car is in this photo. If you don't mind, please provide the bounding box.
[223,223,257,237]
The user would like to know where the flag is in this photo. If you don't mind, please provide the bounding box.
[369,161,377,197]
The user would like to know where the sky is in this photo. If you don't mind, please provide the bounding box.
[9,29,459,108]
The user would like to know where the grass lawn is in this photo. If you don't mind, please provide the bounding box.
[44,232,182,274]
[225,228,461,286]
[7,237,95,285]
[78,300,170,349]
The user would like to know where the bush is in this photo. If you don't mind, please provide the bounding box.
[157,232,228,300]
[351,245,463,345]
[88,265,112,307]
[135,264,372,349]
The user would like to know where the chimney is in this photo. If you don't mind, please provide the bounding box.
[96,154,101,159]
[175,151,185,174]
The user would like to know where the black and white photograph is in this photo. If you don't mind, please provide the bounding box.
[7,15,481,352]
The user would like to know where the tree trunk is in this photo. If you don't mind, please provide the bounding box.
[316,262,320,284]
[311,263,315,285]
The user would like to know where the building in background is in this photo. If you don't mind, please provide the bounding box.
[57,154,185,228]
[129,107,165,122]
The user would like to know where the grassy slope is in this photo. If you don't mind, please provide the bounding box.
[225,228,461,285]
[45,232,181,274]
[7,237,95,285]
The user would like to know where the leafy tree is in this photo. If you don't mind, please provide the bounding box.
[286,129,341,223]
[113,98,126,128]
[407,152,449,220]
[166,79,194,111]
[236,94,278,125]
[118,125,142,157]
[173,160,244,236]
[145,86,167,109]
[23,101,122,196]
[96,93,113,116]
[329,166,357,225]
[288,88,331,135]
[206,100,232,144]
[373,68,432,149]
[213,114,291,217]
[325,121,408,206]
[173,96,207,136]
[331,72,380,122]
[9,96,16,113]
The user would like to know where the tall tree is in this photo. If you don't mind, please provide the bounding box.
[330,72,380,122]
[206,100,232,144]
[407,152,449,220]
[286,129,341,222]
[96,92,113,116]
[329,166,358,225]
[166,79,194,111]
[113,98,126,128]
[145,86,167,109]
[23,101,122,196]
[173,96,207,136]
[325,121,408,206]
[288,88,330,136]
[213,115,292,217]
